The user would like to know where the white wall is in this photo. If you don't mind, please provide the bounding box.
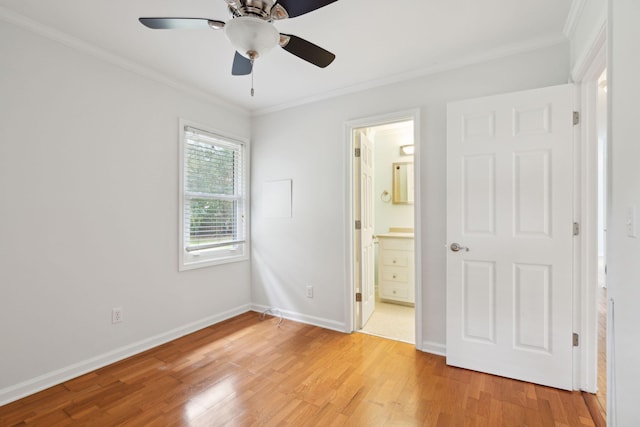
[250,43,571,347]
[0,21,252,403]
[373,124,414,236]
[607,1,640,424]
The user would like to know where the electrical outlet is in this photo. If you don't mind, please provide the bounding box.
[306,286,313,298]
[112,307,123,324]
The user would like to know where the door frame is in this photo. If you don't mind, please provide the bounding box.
[344,109,423,348]
[573,23,607,393]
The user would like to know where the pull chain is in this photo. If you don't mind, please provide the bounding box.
[250,59,255,97]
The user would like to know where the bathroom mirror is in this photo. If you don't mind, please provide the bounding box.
[392,162,414,204]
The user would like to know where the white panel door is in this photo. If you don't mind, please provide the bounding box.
[359,131,376,327]
[446,84,575,390]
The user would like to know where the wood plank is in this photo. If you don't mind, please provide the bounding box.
[0,312,596,426]
[583,391,606,427]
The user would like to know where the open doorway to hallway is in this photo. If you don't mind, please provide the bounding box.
[594,68,608,420]
[353,120,416,344]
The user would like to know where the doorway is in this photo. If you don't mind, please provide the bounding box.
[594,68,608,419]
[346,110,421,346]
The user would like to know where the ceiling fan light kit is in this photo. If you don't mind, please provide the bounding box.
[139,0,339,96]
[224,16,280,60]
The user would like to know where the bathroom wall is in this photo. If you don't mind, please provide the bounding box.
[373,122,415,236]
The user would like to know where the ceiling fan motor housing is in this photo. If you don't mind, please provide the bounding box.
[225,0,287,20]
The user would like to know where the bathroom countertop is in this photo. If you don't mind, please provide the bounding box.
[376,232,414,239]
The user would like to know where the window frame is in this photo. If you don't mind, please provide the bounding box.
[178,119,249,271]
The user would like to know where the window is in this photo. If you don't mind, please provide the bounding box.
[179,120,248,270]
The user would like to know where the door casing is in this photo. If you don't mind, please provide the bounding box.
[573,24,608,394]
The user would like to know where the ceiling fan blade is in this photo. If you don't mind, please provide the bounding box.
[232,52,253,76]
[280,34,335,68]
[139,18,225,30]
[276,0,338,18]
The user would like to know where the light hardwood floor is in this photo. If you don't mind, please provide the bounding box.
[596,286,607,415]
[596,259,607,416]
[0,312,596,426]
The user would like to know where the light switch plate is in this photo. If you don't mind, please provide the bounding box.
[626,206,636,238]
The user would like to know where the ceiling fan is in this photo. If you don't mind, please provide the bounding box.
[140,0,338,94]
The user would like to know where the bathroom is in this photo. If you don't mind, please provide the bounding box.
[359,119,415,343]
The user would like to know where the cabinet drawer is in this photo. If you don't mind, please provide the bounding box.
[380,285,409,300]
[381,269,408,282]
[379,238,413,251]
[382,251,409,267]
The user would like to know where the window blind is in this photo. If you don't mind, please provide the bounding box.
[183,126,245,253]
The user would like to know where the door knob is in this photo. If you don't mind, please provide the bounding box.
[450,243,469,252]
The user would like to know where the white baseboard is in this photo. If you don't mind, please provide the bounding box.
[0,304,251,406]
[251,305,443,357]
[250,304,347,333]
[420,340,446,357]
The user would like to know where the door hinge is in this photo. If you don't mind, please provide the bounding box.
[354,147,361,157]
[573,332,580,347]
[573,111,580,125]
[573,222,580,236]
[355,292,362,302]
[355,220,361,230]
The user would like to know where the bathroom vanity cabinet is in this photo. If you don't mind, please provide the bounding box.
[376,233,415,305]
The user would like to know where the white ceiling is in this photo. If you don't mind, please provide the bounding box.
[0,0,574,114]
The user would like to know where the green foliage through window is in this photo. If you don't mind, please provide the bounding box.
[183,127,244,251]
[186,142,236,195]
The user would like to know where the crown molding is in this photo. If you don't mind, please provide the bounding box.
[0,5,571,119]
[0,6,250,117]
[563,0,587,38]
[252,34,568,116]
[571,19,607,82]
